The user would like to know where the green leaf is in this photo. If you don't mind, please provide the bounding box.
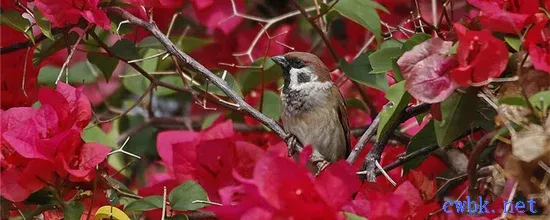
[369,47,403,74]
[33,8,54,40]
[196,70,243,98]
[401,33,432,51]
[237,58,282,94]
[380,39,402,49]
[111,39,140,61]
[446,42,458,55]
[138,36,212,53]
[138,36,163,49]
[529,90,550,112]
[87,53,119,82]
[391,58,404,82]
[343,212,367,220]
[82,125,117,148]
[105,176,133,194]
[504,35,521,52]
[434,90,479,146]
[498,96,528,107]
[202,113,221,129]
[83,122,128,177]
[404,121,437,171]
[346,98,367,111]
[106,189,121,206]
[169,181,209,211]
[377,81,411,139]
[37,62,97,86]
[125,196,164,212]
[63,201,84,220]
[1,10,33,42]
[333,0,387,43]
[340,53,389,92]
[33,32,79,66]
[178,37,212,53]
[156,75,185,96]
[261,91,281,121]
[123,74,151,95]
[320,2,340,24]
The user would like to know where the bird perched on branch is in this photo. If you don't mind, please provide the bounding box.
[271,52,350,170]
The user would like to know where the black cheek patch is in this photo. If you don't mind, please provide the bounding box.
[297,72,310,84]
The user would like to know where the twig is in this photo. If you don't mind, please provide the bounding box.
[105,7,307,158]
[88,31,241,112]
[161,186,167,220]
[360,103,431,181]
[128,51,168,63]
[375,144,440,176]
[375,160,396,186]
[467,130,496,200]
[501,182,519,219]
[108,137,141,159]
[0,27,67,54]
[346,109,383,164]
[226,0,317,62]
[94,83,154,125]
[289,0,337,62]
[55,25,91,84]
[436,174,467,201]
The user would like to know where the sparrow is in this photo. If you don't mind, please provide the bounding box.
[271,52,350,167]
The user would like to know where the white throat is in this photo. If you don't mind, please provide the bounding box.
[281,67,333,115]
[287,67,332,91]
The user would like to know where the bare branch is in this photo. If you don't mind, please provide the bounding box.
[346,109,383,164]
[104,7,306,156]
[360,103,431,181]
[227,0,317,62]
[56,25,91,84]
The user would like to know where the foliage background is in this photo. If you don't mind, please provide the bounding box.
[1,0,550,219]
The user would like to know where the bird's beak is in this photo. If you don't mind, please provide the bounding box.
[271,55,289,69]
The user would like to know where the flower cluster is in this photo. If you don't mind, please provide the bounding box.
[1,83,110,202]
[398,0,549,103]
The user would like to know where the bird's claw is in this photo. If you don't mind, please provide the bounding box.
[285,135,298,157]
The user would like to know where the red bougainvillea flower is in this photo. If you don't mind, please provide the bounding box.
[467,0,539,33]
[124,0,185,8]
[0,82,109,202]
[450,23,509,86]
[212,147,361,219]
[190,0,244,35]
[156,120,265,202]
[0,26,39,109]
[34,0,110,30]
[397,38,458,103]
[524,14,550,74]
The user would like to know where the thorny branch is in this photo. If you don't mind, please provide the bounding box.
[104,7,327,165]
[360,103,431,181]
[467,130,496,200]
[225,0,317,62]
[88,31,242,113]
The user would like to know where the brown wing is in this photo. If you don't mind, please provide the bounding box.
[333,86,351,157]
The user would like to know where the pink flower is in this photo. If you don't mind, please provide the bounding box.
[35,0,110,30]
[467,0,539,33]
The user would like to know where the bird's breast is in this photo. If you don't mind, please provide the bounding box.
[281,104,347,162]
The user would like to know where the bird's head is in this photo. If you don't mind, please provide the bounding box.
[271,52,332,93]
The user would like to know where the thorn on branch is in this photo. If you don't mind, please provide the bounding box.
[108,137,141,160]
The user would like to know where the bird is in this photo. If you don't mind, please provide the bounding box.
[271,52,350,170]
